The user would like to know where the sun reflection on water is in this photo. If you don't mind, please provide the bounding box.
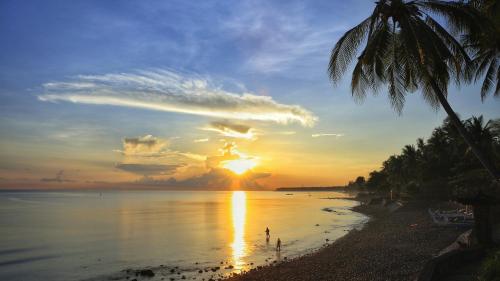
[231,191,247,270]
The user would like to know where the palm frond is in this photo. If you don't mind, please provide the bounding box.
[328,17,371,84]
[425,16,471,79]
[418,0,486,34]
[480,57,498,100]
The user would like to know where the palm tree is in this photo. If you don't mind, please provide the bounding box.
[465,0,499,99]
[328,0,499,180]
[464,116,500,167]
[452,116,500,245]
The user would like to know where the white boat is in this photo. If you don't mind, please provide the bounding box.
[428,208,474,226]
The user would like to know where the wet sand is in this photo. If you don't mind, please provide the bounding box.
[225,200,465,281]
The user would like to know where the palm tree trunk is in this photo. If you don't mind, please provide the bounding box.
[427,78,497,246]
[428,80,500,181]
[473,204,493,245]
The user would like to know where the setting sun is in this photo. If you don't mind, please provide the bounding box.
[222,159,258,175]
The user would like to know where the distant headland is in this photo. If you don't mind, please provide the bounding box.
[275,186,346,192]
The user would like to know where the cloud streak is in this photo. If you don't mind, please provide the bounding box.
[224,1,348,74]
[311,133,344,138]
[39,70,317,126]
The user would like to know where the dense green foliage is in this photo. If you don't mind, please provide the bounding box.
[349,116,500,201]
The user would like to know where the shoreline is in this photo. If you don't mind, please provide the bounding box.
[81,192,366,281]
[224,198,465,281]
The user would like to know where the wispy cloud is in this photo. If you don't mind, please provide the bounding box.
[202,120,257,140]
[224,1,348,73]
[275,131,296,135]
[193,138,209,143]
[177,152,206,162]
[39,70,317,126]
[311,133,344,138]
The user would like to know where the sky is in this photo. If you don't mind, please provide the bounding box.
[0,0,499,190]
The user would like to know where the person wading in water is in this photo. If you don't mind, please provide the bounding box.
[276,238,281,252]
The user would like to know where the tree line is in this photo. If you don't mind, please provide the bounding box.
[346,115,500,245]
[348,116,500,201]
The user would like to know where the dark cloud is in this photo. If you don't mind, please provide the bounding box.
[211,121,251,134]
[116,135,168,157]
[40,170,75,183]
[116,163,182,176]
[203,120,256,139]
[137,168,271,189]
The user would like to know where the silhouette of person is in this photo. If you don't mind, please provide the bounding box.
[265,227,270,239]
[276,238,281,251]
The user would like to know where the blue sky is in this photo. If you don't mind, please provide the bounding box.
[0,0,499,189]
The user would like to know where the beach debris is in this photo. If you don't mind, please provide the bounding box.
[315,224,320,226]
[198,270,203,273]
[170,269,176,273]
[138,269,155,277]
[225,265,234,269]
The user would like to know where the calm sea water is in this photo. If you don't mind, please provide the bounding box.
[0,191,367,281]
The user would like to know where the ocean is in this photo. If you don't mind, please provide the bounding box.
[0,190,367,280]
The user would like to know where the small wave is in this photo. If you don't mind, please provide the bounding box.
[0,247,44,256]
[0,255,58,267]
[7,197,43,204]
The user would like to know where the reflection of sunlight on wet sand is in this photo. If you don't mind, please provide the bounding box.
[231,191,247,270]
